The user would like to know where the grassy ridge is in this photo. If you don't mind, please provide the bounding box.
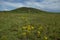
[0,7,60,40]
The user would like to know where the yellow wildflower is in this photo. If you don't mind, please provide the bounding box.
[37,31,41,37]
[22,25,34,31]
[37,31,41,34]
[27,25,34,31]
[39,26,43,30]
[27,25,31,31]
[31,26,34,29]
[44,36,48,40]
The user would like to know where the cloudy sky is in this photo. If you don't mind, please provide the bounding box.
[0,0,60,12]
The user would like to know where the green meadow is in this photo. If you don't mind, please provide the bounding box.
[0,7,60,40]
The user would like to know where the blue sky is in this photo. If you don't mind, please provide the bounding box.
[0,0,60,12]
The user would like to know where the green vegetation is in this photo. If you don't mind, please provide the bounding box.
[0,7,60,40]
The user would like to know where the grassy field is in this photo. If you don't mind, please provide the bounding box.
[0,8,60,40]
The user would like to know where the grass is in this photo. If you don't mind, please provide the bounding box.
[0,8,60,40]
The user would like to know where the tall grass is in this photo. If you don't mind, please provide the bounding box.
[0,12,60,40]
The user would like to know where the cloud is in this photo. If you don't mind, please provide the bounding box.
[24,0,60,11]
[0,0,60,12]
[0,1,25,11]
[3,2,25,7]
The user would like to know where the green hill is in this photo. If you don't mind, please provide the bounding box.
[0,7,60,40]
[0,7,59,13]
[10,7,43,13]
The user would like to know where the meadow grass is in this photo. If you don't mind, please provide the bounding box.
[0,12,60,40]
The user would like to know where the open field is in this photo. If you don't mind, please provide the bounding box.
[0,12,60,40]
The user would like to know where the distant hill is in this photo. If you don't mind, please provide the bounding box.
[10,7,44,13]
[0,7,60,13]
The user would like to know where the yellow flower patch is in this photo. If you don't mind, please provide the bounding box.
[44,36,48,40]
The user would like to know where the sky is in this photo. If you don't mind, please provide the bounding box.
[0,0,60,12]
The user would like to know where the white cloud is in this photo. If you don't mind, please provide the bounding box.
[24,0,60,10]
[0,0,60,12]
[3,2,25,7]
